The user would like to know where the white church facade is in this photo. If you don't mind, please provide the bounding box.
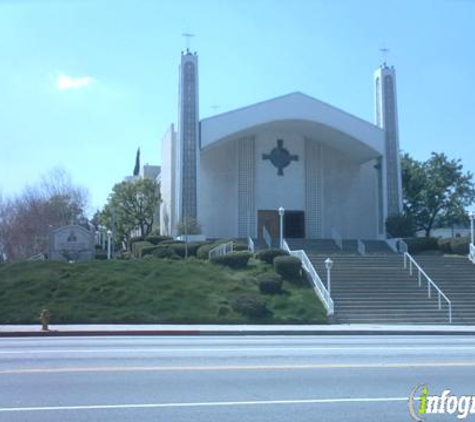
[160,50,402,241]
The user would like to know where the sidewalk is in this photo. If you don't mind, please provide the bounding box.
[1,324,475,337]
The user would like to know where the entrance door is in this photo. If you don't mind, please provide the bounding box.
[257,210,279,240]
[257,210,305,240]
[284,211,305,238]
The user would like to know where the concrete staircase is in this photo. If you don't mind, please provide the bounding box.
[309,254,450,324]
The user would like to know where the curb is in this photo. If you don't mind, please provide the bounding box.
[2,329,475,337]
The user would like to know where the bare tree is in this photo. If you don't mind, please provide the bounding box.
[0,169,89,261]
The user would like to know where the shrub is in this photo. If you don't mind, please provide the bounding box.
[274,256,302,280]
[385,213,416,238]
[95,252,108,260]
[196,243,219,259]
[256,249,289,264]
[158,239,185,245]
[152,246,180,259]
[145,235,173,245]
[131,241,154,258]
[233,243,249,252]
[141,245,161,257]
[403,237,439,254]
[450,237,470,255]
[176,218,202,235]
[129,236,145,248]
[210,251,252,269]
[258,273,283,294]
[438,238,452,254]
[168,241,208,258]
[231,294,268,318]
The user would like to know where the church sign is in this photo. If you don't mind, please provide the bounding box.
[262,139,299,176]
[49,225,95,262]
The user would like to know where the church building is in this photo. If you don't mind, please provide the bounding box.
[160,50,402,241]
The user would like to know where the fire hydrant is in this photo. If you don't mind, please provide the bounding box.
[40,309,51,331]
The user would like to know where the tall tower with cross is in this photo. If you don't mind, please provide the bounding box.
[374,53,403,220]
[177,46,200,226]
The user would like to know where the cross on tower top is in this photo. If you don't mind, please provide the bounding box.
[182,32,195,51]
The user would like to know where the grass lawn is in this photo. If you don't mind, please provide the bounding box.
[0,257,328,324]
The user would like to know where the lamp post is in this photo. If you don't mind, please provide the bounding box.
[101,226,106,250]
[470,211,474,245]
[325,257,333,296]
[107,230,112,260]
[278,207,285,249]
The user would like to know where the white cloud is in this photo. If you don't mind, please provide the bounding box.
[56,75,94,90]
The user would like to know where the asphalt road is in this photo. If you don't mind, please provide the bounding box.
[1,335,474,421]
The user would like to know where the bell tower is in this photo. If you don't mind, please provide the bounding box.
[374,62,403,218]
[177,49,200,225]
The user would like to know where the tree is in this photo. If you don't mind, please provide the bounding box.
[133,148,140,176]
[0,168,89,261]
[402,152,475,237]
[101,178,160,246]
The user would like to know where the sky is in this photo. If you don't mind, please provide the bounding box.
[0,0,474,215]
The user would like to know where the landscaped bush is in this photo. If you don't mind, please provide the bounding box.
[129,236,145,248]
[152,246,180,259]
[141,245,161,257]
[258,273,283,294]
[95,252,108,260]
[438,238,452,254]
[196,244,216,260]
[274,256,302,280]
[256,248,289,264]
[233,243,249,252]
[131,241,154,258]
[231,294,268,318]
[403,237,439,254]
[450,237,470,255]
[145,235,173,245]
[158,239,185,245]
[385,213,416,238]
[210,251,252,269]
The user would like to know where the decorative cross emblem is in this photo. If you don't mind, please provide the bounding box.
[262,139,299,176]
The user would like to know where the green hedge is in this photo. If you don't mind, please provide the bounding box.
[231,294,268,318]
[131,241,154,258]
[152,245,180,259]
[256,249,289,264]
[403,237,439,254]
[210,251,252,269]
[129,236,145,248]
[451,237,470,255]
[145,235,173,245]
[274,256,302,280]
[258,273,283,294]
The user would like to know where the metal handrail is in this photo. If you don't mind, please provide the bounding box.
[403,252,452,323]
[469,243,475,264]
[263,225,272,249]
[398,239,409,254]
[331,228,343,250]
[357,239,365,256]
[248,236,255,253]
[283,239,334,315]
[208,241,234,259]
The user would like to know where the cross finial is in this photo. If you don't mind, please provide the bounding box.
[379,47,390,65]
[182,32,195,51]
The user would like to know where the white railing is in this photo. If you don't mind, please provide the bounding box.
[28,253,46,261]
[404,252,452,323]
[283,240,334,315]
[331,228,343,250]
[469,243,475,264]
[208,241,234,259]
[263,225,272,249]
[357,239,366,256]
[248,236,255,253]
[386,238,409,254]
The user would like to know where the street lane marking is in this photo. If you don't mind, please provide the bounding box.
[0,397,410,412]
[2,345,475,354]
[2,361,475,374]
